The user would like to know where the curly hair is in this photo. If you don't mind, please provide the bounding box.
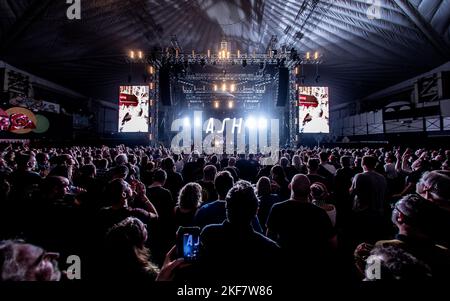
[178,182,202,210]
[105,217,159,277]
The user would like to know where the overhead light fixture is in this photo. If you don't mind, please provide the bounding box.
[222,83,226,91]
[138,51,143,59]
[214,101,220,109]
[314,51,319,60]
[230,84,236,92]
[130,50,135,59]
[213,84,218,91]
[306,52,310,60]
[228,100,234,109]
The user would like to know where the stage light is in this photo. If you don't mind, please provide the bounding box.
[138,51,143,59]
[237,50,240,58]
[130,50,135,59]
[230,84,235,92]
[183,117,190,127]
[306,52,310,60]
[214,101,220,109]
[222,83,226,91]
[228,100,234,109]
[295,67,299,75]
[258,117,267,129]
[207,49,211,58]
[194,117,202,127]
[314,51,319,60]
[246,116,256,129]
[227,51,230,59]
[213,84,218,91]
[148,66,154,74]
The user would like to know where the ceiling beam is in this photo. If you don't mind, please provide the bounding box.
[0,0,54,57]
[393,0,450,60]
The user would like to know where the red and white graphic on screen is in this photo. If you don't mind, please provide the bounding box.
[118,86,150,132]
[298,87,329,133]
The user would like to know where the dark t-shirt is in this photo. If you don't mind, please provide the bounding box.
[9,170,41,190]
[334,167,355,194]
[8,170,42,202]
[284,166,299,181]
[197,180,218,204]
[406,169,425,185]
[200,221,281,280]
[194,200,263,233]
[146,185,176,262]
[147,185,175,222]
[258,194,281,232]
[220,158,229,169]
[174,206,197,229]
[267,200,334,256]
[334,167,355,203]
[307,174,329,189]
[164,170,183,201]
[182,161,201,183]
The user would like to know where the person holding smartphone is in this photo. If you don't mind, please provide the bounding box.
[199,181,281,280]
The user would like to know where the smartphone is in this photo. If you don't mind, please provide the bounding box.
[176,226,200,262]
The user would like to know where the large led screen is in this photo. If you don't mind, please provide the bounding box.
[118,86,149,132]
[298,86,329,133]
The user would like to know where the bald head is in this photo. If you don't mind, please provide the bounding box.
[290,174,311,200]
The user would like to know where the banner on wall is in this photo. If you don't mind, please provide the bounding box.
[0,107,50,134]
[9,96,60,114]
